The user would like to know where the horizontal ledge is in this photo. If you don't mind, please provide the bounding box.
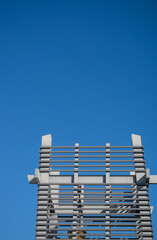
[39,165,140,167]
[36,217,152,221]
[36,212,151,216]
[37,207,150,211]
[40,150,144,153]
[37,203,149,206]
[37,187,140,190]
[40,146,143,149]
[38,184,137,186]
[40,155,143,158]
[36,222,152,226]
[38,192,148,195]
[40,169,145,172]
[39,160,145,162]
[37,197,150,201]
[35,238,153,240]
[35,228,150,232]
[36,233,152,237]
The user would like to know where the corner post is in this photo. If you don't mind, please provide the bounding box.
[36,134,52,240]
[132,134,153,240]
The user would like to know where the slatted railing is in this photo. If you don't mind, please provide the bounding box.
[39,146,144,175]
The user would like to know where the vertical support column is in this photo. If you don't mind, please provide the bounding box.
[36,134,52,240]
[72,143,79,239]
[48,171,59,239]
[132,134,153,240]
[132,184,141,237]
[105,143,110,239]
[77,184,84,229]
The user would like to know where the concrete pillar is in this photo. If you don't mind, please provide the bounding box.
[36,134,52,240]
[132,134,153,240]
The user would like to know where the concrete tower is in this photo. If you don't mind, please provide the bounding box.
[28,134,157,239]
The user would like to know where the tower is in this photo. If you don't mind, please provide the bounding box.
[28,134,157,239]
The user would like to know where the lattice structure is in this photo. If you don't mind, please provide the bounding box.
[28,134,157,240]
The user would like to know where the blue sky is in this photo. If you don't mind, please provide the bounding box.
[0,0,157,239]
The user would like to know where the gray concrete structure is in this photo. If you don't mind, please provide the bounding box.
[28,134,157,239]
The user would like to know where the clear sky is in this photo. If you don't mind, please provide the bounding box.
[0,0,157,239]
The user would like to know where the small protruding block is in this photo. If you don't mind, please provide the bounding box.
[131,134,142,146]
[27,169,40,184]
[42,134,52,146]
[149,175,157,184]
